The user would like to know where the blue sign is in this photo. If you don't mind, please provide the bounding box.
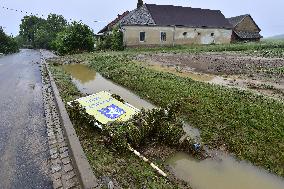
[99,104,126,120]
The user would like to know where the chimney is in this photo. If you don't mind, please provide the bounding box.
[137,0,143,8]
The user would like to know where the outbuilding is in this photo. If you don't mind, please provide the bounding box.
[227,14,262,42]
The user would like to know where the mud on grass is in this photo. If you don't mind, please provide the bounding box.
[48,63,190,188]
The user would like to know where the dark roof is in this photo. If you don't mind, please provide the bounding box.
[98,11,129,33]
[227,14,249,27]
[234,31,262,39]
[145,4,232,29]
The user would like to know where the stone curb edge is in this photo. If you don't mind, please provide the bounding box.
[42,58,99,189]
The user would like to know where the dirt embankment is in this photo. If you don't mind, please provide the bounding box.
[136,52,284,100]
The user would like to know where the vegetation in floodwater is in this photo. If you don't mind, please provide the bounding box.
[85,54,284,177]
[49,63,191,188]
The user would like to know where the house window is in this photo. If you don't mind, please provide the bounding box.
[161,32,167,41]
[140,32,145,42]
[211,33,214,37]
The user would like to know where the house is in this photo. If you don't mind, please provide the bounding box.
[227,14,262,42]
[98,1,233,47]
[98,11,130,34]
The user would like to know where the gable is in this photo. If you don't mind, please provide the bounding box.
[235,16,261,32]
[119,4,155,26]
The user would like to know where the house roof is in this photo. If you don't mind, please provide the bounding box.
[145,4,232,29]
[98,11,129,33]
[227,14,261,31]
[234,31,262,39]
[227,14,249,27]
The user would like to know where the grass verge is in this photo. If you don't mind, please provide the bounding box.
[49,63,188,188]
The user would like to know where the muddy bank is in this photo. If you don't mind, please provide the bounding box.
[136,52,284,80]
[136,52,284,100]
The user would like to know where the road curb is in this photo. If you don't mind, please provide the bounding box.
[42,58,99,189]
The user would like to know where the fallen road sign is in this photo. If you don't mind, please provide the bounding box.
[70,91,139,125]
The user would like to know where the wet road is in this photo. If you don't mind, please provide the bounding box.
[0,50,52,188]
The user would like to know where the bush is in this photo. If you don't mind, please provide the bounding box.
[111,27,124,51]
[54,21,95,55]
[0,27,19,54]
[96,26,124,51]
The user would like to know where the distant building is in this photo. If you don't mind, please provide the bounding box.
[227,14,262,42]
[98,1,232,47]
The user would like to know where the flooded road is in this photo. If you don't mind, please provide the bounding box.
[62,64,155,110]
[0,50,52,188]
[167,152,284,189]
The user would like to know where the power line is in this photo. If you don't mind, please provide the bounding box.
[1,5,81,22]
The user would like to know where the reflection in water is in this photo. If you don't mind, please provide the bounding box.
[62,64,97,84]
[166,152,284,189]
[62,64,155,110]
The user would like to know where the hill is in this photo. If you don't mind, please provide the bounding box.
[267,34,284,40]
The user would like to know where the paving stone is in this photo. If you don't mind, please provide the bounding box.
[59,147,69,154]
[51,164,62,173]
[63,177,77,189]
[62,170,76,181]
[52,172,62,180]
[63,163,73,173]
[62,157,71,165]
[50,148,58,155]
[60,151,69,159]
[53,178,63,189]
[41,62,81,189]
[51,153,59,159]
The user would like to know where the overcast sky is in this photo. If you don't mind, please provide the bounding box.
[0,0,283,37]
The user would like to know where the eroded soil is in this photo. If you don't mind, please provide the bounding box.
[136,52,284,100]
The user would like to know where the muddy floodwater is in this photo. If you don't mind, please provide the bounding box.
[62,64,155,110]
[166,152,284,189]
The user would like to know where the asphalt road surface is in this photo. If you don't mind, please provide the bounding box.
[0,50,52,188]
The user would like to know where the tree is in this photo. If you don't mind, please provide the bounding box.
[19,15,46,46]
[0,27,19,54]
[53,21,95,54]
[19,14,67,49]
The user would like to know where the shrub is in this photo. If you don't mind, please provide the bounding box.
[111,27,124,51]
[96,26,124,51]
[54,21,95,55]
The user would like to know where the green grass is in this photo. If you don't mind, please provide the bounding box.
[121,41,284,58]
[49,64,186,188]
[86,54,284,177]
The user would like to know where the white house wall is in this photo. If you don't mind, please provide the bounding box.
[122,25,232,46]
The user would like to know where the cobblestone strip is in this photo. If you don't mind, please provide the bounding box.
[41,59,81,189]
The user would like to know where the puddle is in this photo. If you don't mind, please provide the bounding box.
[62,64,155,110]
[166,152,284,189]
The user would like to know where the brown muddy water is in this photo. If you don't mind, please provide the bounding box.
[62,64,155,110]
[166,152,284,189]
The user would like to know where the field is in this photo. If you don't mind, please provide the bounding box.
[48,41,284,187]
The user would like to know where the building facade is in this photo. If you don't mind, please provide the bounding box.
[99,2,233,47]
